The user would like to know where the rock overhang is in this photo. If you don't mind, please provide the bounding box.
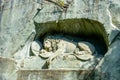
[34,18,109,54]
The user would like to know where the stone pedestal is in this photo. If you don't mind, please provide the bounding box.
[17,69,93,80]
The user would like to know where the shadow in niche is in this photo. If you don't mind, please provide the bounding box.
[34,18,109,55]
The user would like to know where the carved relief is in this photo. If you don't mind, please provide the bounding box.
[30,34,97,68]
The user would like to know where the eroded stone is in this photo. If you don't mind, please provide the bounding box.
[17,70,92,80]
[0,57,18,80]
[21,56,46,70]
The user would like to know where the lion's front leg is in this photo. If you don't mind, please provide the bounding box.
[46,49,65,66]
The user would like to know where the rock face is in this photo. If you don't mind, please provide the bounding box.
[17,70,92,80]
[96,30,120,80]
[0,0,120,80]
[0,57,18,80]
[21,56,46,70]
[109,0,120,29]
[33,0,119,32]
[0,0,39,57]
[0,0,117,57]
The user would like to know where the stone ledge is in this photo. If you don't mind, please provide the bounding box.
[17,69,93,80]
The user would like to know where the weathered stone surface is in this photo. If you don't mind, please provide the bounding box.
[33,0,118,33]
[0,57,18,80]
[108,29,120,44]
[0,0,120,80]
[1,0,115,58]
[17,70,93,80]
[0,0,39,57]
[21,56,46,70]
[13,31,36,60]
[108,0,120,29]
[96,30,120,80]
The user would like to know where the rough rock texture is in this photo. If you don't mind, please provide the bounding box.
[17,70,93,80]
[109,0,120,29]
[0,0,39,57]
[0,0,118,57]
[34,0,119,32]
[21,56,46,70]
[0,0,120,80]
[95,30,120,80]
[0,57,18,80]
